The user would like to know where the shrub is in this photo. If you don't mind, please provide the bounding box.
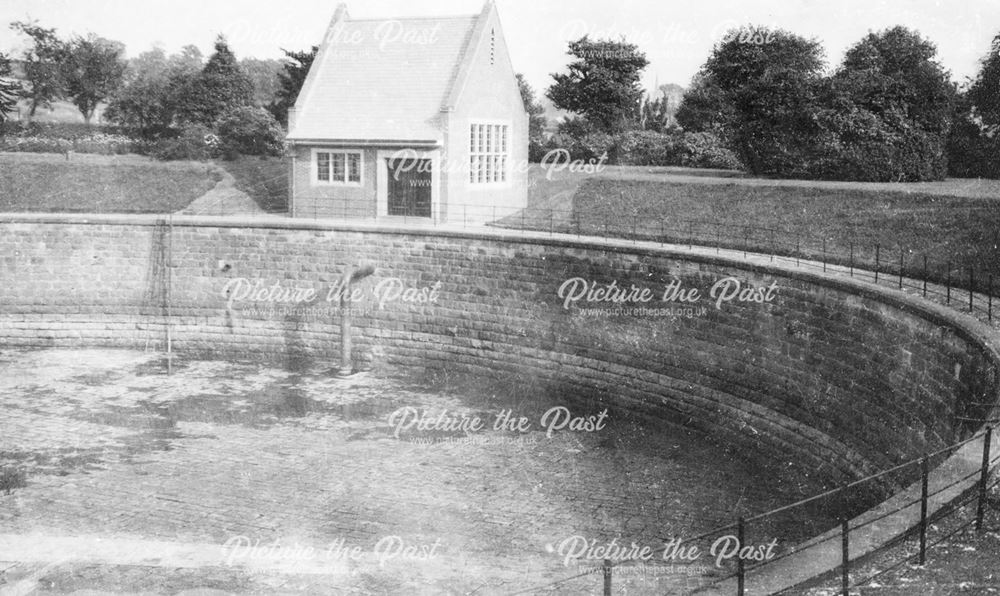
[215,106,284,159]
[0,133,142,155]
[809,107,949,182]
[551,128,743,170]
[615,130,677,166]
[149,124,217,161]
[674,132,743,170]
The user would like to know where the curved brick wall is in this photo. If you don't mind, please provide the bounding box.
[1,215,997,486]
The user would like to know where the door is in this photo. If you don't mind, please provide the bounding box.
[386,158,432,218]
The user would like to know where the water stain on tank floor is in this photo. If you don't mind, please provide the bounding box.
[0,347,857,595]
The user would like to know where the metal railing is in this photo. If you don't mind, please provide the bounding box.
[507,427,996,595]
[196,197,1000,329]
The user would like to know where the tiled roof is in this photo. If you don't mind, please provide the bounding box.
[288,10,481,143]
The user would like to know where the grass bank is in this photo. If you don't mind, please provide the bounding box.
[0,152,219,214]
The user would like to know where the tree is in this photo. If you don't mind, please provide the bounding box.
[0,52,23,123]
[216,106,285,157]
[546,36,649,132]
[676,75,735,138]
[61,34,127,124]
[948,31,1000,178]
[240,57,283,108]
[105,46,205,137]
[968,32,1000,133]
[106,48,170,137]
[696,26,827,177]
[9,21,66,121]
[268,46,317,126]
[176,35,253,126]
[828,26,955,180]
[515,73,547,161]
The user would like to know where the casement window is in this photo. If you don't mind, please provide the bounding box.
[469,123,509,185]
[314,150,362,185]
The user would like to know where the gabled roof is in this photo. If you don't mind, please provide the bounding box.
[288,2,496,144]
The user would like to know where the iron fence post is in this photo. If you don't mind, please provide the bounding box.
[920,455,929,564]
[977,426,993,532]
[875,244,880,283]
[947,264,952,304]
[603,558,612,596]
[899,248,904,289]
[970,267,975,312]
[737,517,746,596]
[923,256,928,298]
[841,518,850,596]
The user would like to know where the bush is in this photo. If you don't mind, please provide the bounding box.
[0,132,143,155]
[674,132,743,170]
[149,124,218,161]
[615,130,677,166]
[215,106,285,158]
[808,108,949,182]
[947,113,1000,178]
[550,128,743,170]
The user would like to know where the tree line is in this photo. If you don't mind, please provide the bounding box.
[524,25,1000,181]
[0,20,317,159]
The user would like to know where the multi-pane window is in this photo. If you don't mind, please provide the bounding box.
[315,151,362,184]
[469,123,509,184]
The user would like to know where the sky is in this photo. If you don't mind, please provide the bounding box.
[1,0,999,96]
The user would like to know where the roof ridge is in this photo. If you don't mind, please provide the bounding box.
[345,14,477,22]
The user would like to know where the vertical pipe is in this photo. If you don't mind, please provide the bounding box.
[920,455,929,564]
[603,559,612,596]
[977,427,993,532]
[339,277,352,377]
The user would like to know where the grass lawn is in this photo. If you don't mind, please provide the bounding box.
[220,155,288,213]
[0,152,219,214]
[511,165,1000,293]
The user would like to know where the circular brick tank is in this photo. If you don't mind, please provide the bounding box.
[1,214,997,492]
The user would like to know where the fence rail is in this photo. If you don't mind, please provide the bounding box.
[508,428,996,596]
[248,199,1000,331]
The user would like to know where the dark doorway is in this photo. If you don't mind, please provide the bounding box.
[387,158,432,218]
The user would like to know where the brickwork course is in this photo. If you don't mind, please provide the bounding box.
[0,215,998,594]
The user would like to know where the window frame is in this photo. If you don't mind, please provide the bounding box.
[468,120,511,188]
[311,149,364,187]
